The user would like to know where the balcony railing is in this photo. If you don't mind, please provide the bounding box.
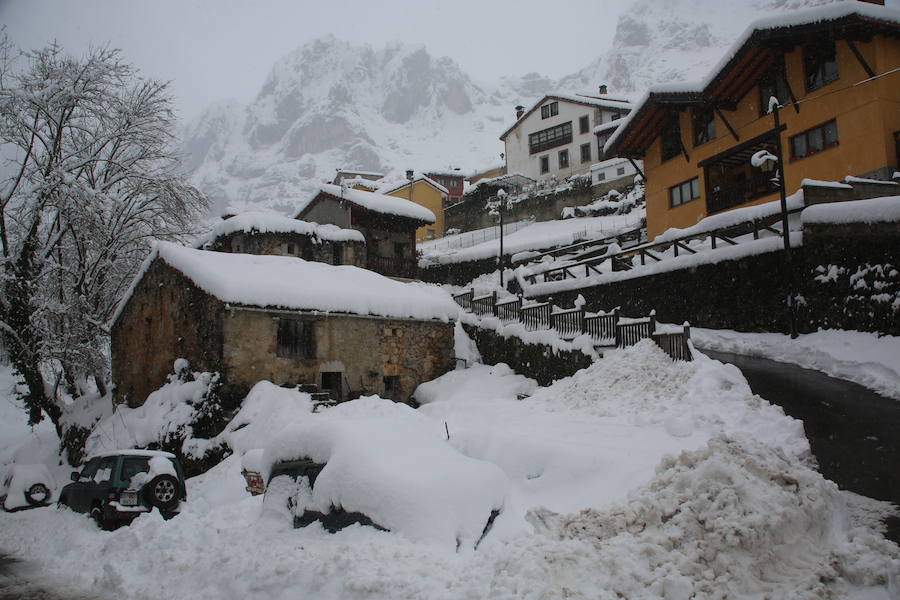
[707,171,780,214]
[367,253,417,279]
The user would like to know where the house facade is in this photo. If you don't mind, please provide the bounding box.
[500,93,632,182]
[199,212,366,268]
[295,184,435,279]
[425,171,465,206]
[605,4,900,240]
[111,243,456,408]
[383,176,449,241]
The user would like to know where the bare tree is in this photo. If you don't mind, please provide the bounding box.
[0,37,206,431]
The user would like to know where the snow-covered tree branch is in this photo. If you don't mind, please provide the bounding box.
[0,35,207,432]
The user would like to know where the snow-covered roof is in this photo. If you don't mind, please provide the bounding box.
[195,212,365,248]
[296,183,436,224]
[381,175,450,196]
[500,93,633,141]
[592,120,623,135]
[335,169,384,178]
[114,242,457,324]
[605,4,900,157]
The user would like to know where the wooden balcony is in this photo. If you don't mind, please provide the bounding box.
[367,253,417,279]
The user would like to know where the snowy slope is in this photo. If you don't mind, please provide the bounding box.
[182,0,860,216]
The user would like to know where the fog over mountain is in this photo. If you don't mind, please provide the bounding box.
[182,0,850,215]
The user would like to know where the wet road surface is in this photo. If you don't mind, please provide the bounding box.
[0,554,99,600]
[703,349,900,543]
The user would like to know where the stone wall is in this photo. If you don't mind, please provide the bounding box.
[531,220,900,336]
[462,323,593,386]
[445,179,630,233]
[222,310,455,403]
[111,260,226,407]
[212,231,366,268]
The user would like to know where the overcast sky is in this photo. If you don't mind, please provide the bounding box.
[1,0,630,121]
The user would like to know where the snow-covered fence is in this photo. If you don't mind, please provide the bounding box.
[451,292,691,361]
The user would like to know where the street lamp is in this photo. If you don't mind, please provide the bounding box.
[497,188,508,288]
[760,97,798,338]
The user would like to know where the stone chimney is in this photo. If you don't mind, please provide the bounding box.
[515,105,525,119]
[598,84,608,95]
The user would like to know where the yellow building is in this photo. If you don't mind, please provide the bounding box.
[384,176,449,241]
[606,5,900,240]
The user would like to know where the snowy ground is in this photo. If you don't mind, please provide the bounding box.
[693,328,900,401]
[1,339,898,599]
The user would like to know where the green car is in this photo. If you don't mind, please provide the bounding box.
[59,450,186,529]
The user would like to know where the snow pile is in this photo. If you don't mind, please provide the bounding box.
[85,363,220,458]
[261,398,508,548]
[216,381,314,456]
[803,195,900,225]
[118,242,459,323]
[196,211,365,246]
[529,435,900,599]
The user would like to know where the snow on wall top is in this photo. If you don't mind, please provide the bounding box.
[605,3,900,155]
[802,195,900,225]
[196,212,365,247]
[125,242,457,322]
[297,183,436,224]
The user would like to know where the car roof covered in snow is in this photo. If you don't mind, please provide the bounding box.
[112,242,458,325]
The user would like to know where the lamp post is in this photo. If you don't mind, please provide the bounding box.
[497,188,508,288]
[758,97,798,338]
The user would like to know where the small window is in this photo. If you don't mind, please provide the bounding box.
[579,115,590,134]
[759,59,790,115]
[596,132,611,159]
[277,319,315,359]
[790,120,839,160]
[616,166,625,176]
[580,143,591,163]
[596,171,606,182]
[692,107,715,146]
[611,112,621,121]
[540,155,549,174]
[540,101,559,119]
[670,177,700,208]
[804,40,839,92]
[558,149,569,169]
[383,375,400,400]
[426,229,436,239]
[661,117,682,162]
[332,245,343,265]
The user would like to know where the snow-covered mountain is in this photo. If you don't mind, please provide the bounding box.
[182,0,854,215]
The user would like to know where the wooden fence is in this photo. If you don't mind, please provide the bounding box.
[452,290,691,361]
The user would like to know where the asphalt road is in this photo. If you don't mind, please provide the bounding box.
[703,349,900,543]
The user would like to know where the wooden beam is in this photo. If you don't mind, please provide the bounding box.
[714,105,740,142]
[846,39,876,78]
[627,158,646,181]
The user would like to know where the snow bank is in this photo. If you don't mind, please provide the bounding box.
[261,398,508,548]
[529,435,899,599]
[116,242,458,324]
[802,195,900,225]
[693,328,900,400]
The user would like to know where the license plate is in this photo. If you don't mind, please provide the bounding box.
[120,491,138,506]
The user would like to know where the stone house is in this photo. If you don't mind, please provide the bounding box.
[111,242,457,408]
[382,175,449,241]
[295,183,435,279]
[198,211,366,268]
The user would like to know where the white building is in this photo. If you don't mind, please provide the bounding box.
[590,157,641,186]
[500,93,632,183]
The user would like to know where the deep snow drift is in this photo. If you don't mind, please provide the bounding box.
[1,340,897,599]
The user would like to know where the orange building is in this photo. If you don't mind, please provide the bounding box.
[605,5,900,240]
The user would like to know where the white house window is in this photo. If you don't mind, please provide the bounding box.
[558,149,569,169]
[540,101,559,119]
[580,143,591,163]
[529,122,572,154]
[596,172,606,181]
[540,155,550,174]
[579,115,589,134]
[617,166,625,176]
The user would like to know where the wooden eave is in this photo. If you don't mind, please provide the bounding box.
[605,93,703,158]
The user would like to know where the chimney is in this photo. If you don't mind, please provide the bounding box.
[515,105,525,119]
[598,84,608,96]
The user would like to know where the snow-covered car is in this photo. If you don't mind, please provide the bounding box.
[58,450,186,529]
[250,413,508,549]
[1,464,56,512]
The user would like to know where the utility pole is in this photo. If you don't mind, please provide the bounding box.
[770,100,798,339]
[497,188,508,288]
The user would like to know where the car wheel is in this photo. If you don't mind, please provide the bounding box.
[25,483,50,506]
[90,506,109,530]
[144,474,180,511]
